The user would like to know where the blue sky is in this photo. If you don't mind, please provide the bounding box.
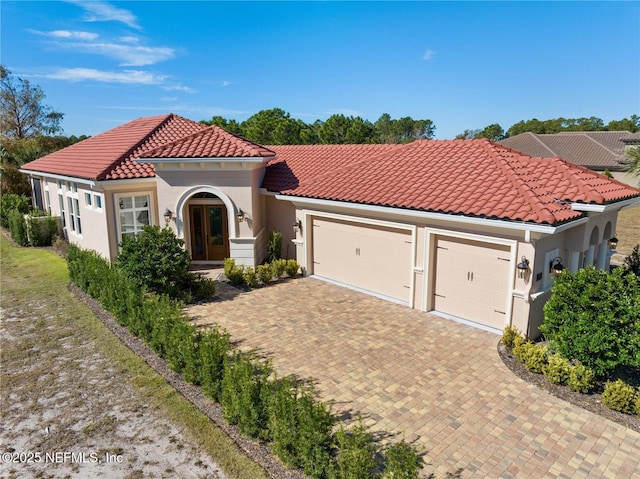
[2,1,639,139]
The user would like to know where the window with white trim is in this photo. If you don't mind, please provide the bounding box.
[57,182,66,227]
[84,192,92,208]
[117,194,151,241]
[45,190,51,214]
[94,194,102,210]
[67,190,82,236]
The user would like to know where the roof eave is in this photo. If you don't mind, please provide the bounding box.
[274,193,588,234]
[137,156,274,164]
[571,196,640,213]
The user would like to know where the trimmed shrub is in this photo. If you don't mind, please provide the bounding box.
[522,344,548,374]
[636,389,640,416]
[268,229,283,262]
[0,193,30,228]
[334,420,379,479]
[243,267,258,288]
[26,214,59,246]
[221,353,272,439]
[567,364,596,393]
[501,326,521,348]
[224,258,246,285]
[544,354,572,385]
[8,210,28,246]
[271,258,287,278]
[117,225,191,298]
[285,259,300,278]
[257,263,273,284]
[383,440,424,479]
[540,266,640,377]
[602,379,637,414]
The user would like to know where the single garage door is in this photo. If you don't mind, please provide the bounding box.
[433,236,511,330]
[312,218,412,303]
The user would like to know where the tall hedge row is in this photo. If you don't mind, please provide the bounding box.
[66,244,423,478]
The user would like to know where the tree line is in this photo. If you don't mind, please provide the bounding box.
[202,109,435,145]
[455,115,640,141]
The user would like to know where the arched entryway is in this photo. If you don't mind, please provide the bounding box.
[175,186,240,263]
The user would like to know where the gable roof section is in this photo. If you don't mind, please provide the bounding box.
[21,114,207,180]
[264,140,640,226]
[500,131,639,170]
[138,124,276,159]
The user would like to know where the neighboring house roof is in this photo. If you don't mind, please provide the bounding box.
[138,124,276,159]
[499,131,640,171]
[21,114,206,180]
[265,140,640,226]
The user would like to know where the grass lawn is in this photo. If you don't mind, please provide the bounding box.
[612,205,640,262]
[0,235,269,479]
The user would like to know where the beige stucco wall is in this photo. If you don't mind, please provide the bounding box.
[150,163,267,267]
[263,194,298,260]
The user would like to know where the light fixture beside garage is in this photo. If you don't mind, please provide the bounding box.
[549,257,565,276]
[609,235,619,250]
[236,208,246,222]
[516,256,530,279]
[293,219,302,234]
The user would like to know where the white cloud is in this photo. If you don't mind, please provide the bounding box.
[423,49,436,61]
[119,36,140,43]
[220,80,232,88]
[163,84,195,93]
[325,108,363,117]
[67,0,141,29]
[28,29,99,41]
[160,96,178,102]
[53,41,175,66]
[42,68,166,84]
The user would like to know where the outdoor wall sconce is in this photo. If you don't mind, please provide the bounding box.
[293,219,302,234]
[163,208,174,224]
[516,256,530,279]
[609,236,619,250]
[236,209,246,222]
[549,257,565,276]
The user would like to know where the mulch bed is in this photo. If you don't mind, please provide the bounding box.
[69,284,306,479]
[497,343,640,433]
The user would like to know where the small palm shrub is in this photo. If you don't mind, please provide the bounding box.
[567,364,595,393]
[544,354,572,385]
[635,390,640,416]
[501,326,521,348]
[602,379,637,414]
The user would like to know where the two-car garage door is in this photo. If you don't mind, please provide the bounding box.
[311,218,412,303]
[309,216,511,331]
[433,236,511,330]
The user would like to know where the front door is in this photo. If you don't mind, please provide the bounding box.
[189,205,229,261]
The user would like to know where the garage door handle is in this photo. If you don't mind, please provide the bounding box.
[467,271,470,281]
[471,272,474,281]
[434,293,446,298]
[494,310,505,314]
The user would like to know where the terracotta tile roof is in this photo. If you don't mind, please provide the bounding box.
[21,114,207,180]
[138,125,276,159]
[500,131,639,170]
[262,144,401,191]
[265,140,640,226]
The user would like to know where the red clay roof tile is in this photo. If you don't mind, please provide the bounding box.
[265,140,640,226]
[21,114,207,180]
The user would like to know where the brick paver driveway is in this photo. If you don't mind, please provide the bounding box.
[187,277,640,478]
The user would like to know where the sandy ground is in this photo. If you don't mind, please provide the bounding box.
[0,298,228,479]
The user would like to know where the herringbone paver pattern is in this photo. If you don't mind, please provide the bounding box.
[187,278,640,478]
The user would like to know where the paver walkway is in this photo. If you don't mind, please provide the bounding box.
[187,277,640,479]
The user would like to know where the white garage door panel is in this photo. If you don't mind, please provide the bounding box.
[312,218,411,302]
[434,237,510,330]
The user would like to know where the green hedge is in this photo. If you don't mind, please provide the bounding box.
[67,244,423,478]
